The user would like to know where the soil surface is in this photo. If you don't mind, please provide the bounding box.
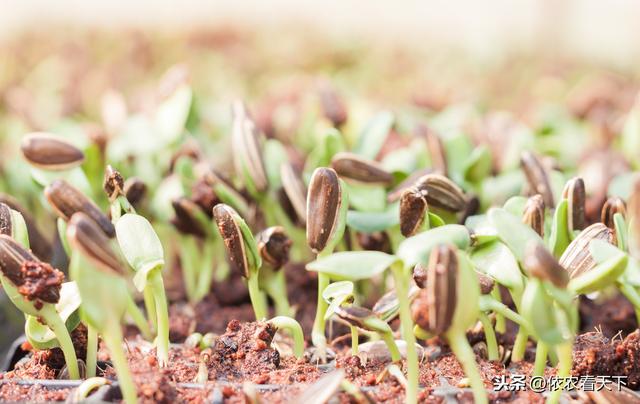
[2,273,639,402]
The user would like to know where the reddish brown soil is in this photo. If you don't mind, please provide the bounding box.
[3,273,640,402]
[5,317,640,403]
[572,330,640,389]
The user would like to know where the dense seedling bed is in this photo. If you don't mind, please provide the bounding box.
[1,30,640,403]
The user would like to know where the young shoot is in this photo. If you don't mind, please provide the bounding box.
[333,305,401,362]
[410,244,486,404]
[66,213,138,404]
[213,203,266,320]
[0,233,80,380]
[267,316,305,358]
[115,213,170,366]
[306,167,348,362]
[256,226,293,316]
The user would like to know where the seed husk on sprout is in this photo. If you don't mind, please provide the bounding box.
[414,173,467,213]
[45,179,115,237]
[331,152,394,185]
[123,177,147,206]
[66,213,122,275]
[213,204,250,278]
[399,186,429,237]
[562,177,586,232]
[231,101,269,194]
[280,162,307,224]
[0,203,12,236]
[523,242,569,288]
[559,223,614,278]
[21,132,85,171]
[256,226,292,270]
[601,196,626,230]
[306,167,343,254]
[521,151,555,208]
[522,194,545,237]
[103,165,125,202]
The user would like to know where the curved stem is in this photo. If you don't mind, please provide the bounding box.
[150,270,169,367]
[413,325,433,341]
[391,264,418,404]
[533,340,548,377]
[479,295,532,331]
[125,294,152,341]
[247,275,268,320]
[547,342,573,404]
[478,313,500,361]
[269,316,304,358]
[381,331,402,363]
[86,324,98,378]
[102,322,137,404]
[447,331,488,404]
[43,306,80,380]
[264,269,292,317]
[490,287,506,333]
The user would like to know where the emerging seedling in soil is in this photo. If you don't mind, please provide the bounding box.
[213,203,267,320]
[256,226,293,316]
[115,213,170,366]
[267,316,305,358]
[0,225,80,380]
[306,167,348,362]
[66,213,138,404]
[410,244,486,404]
[333,305,401,362]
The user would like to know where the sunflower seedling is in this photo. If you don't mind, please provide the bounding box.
[257,226,293,316]
[115,213,170,366]
[267,316,305,359]
[213,203,267,320]
[0,211,81,380]
[332,305,401,362]
[410,244,486,404]
[306,167,348,362]
[66,213,138,404]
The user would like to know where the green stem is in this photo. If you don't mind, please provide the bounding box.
[511,331,528,363]
[619,283,640,324]
[42,305,80,379]
[247,275,268,320]
[547,342,573,404]
[102,322,137,404]
[350,326,359,356]
[268,316,304,358]
[265,269,292,317]
[149,270,170,367]
[86,324,98,378]
[478,313,500,361]
[381,331,402,363]
[391,264,418,404]
[125,294,152,341]
[490,287,506,333]
[143,288,157,334]
[311,272,330,361]
[533,340,548,377]
[447,331,488,404]
[180,237,198,303]
[194,242,215,303]
[479,295,532,331]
